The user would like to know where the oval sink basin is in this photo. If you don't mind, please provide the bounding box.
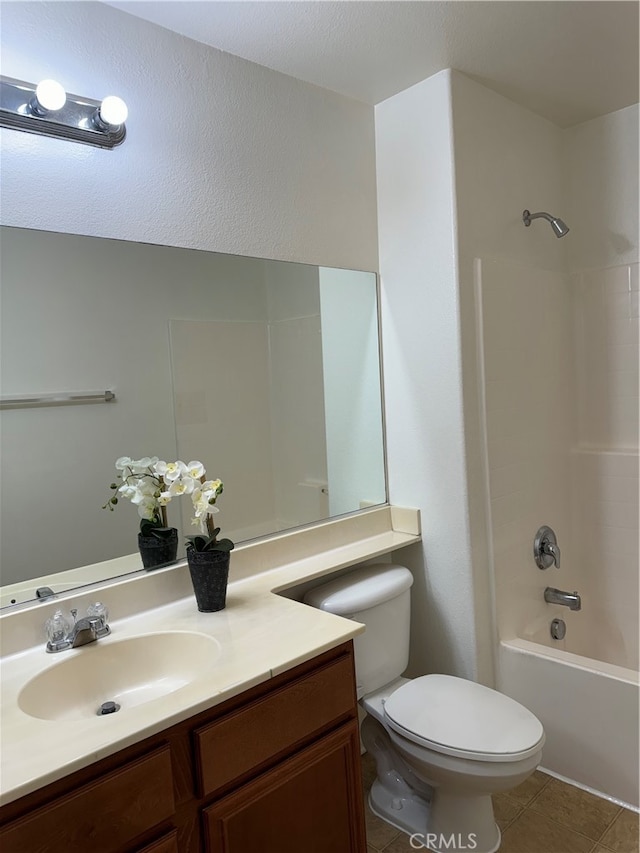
[19,631,221,721]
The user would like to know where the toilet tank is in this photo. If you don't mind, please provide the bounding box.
[304,565,413,698]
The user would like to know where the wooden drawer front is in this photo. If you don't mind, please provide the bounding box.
[0,746,175,853]
[203,722,366,853]
[136,828,179,853]
[195,654,355,796]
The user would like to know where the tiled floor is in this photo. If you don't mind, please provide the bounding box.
[362,753,639,853]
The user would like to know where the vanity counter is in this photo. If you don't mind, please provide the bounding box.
[0,505,420,806]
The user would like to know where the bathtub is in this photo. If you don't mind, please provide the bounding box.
[498,637,639,809]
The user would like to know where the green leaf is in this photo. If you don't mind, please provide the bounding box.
[185,535,210,552]
[211,538,235,553]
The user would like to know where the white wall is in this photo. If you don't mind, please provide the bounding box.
[169,318,278,544]
[0,228,270,583]
[265,262,328,529]
[565,105,639,670]
[376,70,482,682]
[319,268,385,516]
[477,258,577,648]
[0,1,377,271]
[451,71,569,684]
[565,105,639,271]
[0,1,378,585]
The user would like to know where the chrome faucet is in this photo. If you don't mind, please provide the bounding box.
[544,587,581,611]
[69,614,106,648]
[45,603,110,653]
[534,525,561,569]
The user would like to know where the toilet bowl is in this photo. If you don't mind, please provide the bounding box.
[304,565,545,853]
[362,675,544,852]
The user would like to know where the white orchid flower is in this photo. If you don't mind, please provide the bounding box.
[136,476,159,496]
[158,491,172,506]
[129,487,147,505]
[118,483,138,500]
[128,456,159,474]
[192,489,220,518]
[154,460,187,483]
[168,476,197,497]
[115,456,133,471]
[200,479,223,500]
[136,496,157,520]
[185,461,205,480]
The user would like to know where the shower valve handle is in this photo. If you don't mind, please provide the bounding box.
[534,525,561,570]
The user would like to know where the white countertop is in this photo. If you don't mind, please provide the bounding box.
[0,505,420,806]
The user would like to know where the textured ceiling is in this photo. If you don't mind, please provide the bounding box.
[106,1,638,127]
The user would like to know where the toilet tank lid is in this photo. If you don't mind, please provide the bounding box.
[303,565,413,615]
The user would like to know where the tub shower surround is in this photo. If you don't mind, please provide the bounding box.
[477,258,639,808]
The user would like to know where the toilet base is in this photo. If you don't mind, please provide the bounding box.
[368,776,501,853]
[368,777,430,840]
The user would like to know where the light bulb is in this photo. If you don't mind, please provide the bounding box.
[33,79,66,113]
[98,95,128,127]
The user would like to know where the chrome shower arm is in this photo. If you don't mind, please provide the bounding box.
[523,210,554,226]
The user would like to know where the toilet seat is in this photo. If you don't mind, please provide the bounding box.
[383,675,545,763]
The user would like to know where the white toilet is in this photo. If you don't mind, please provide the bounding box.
[304,564,545,853]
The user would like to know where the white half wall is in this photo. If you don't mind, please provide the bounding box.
[376,69,481,681]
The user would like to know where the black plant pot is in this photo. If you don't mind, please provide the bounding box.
[138,528,179,570]
[186,548,231,612]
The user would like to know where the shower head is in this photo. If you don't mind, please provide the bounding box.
[523,210,570,238]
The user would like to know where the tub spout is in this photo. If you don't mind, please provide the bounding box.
[544,587,581,611]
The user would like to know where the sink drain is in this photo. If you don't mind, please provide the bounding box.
[97,700,121,716]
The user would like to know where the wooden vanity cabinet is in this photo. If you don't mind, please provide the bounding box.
[0,641,367,853]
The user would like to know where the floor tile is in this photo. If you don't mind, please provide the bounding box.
[529,777,621,841]
[599,809,640,853]
[499,809,593,853]
[507,769,551,806]
[380,832,433,851]
[365,803,402,851]
[492,792,523,830]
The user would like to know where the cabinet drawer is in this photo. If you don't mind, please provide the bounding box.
[136,829,179,853]
[0,746,175,853]
[195,653,355,796]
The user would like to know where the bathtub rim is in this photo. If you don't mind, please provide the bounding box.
[500,637,639,686]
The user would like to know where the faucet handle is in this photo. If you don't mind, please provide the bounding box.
[45,610,71,644]
[45,610,73,653]
[86,601,111,638]
[87,601,109,624]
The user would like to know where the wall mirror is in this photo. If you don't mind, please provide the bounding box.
[0,226,386,607]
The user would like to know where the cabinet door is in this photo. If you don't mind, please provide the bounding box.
[203,722,366,853]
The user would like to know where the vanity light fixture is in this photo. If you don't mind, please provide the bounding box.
[0,76,127,149]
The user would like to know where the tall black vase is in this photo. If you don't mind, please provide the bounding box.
[138,528,179,570]
[186,548,231,612]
